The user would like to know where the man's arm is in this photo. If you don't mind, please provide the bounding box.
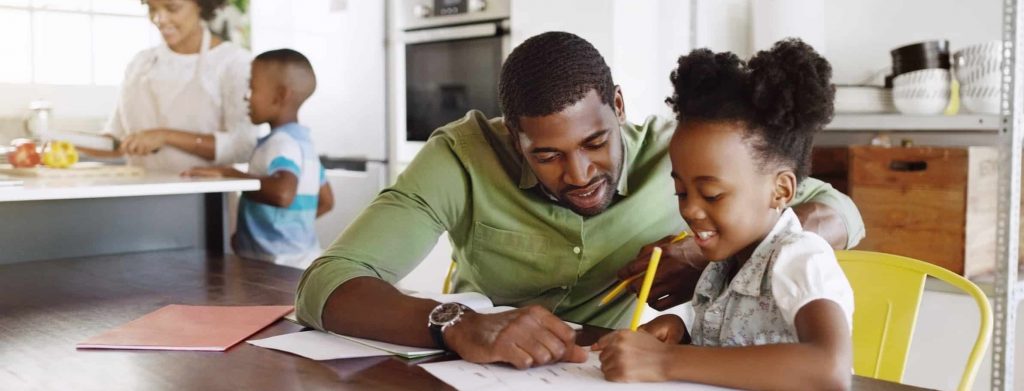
[295,132,586,368]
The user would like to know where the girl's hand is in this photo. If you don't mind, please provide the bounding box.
[120,129,166,156]
[591,330,673,382]
[638,314,686,344]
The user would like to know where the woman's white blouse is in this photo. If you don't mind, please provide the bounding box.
[689,208,855,347]
[105,38,256,173]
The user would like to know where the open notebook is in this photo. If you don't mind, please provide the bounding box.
[77,304,294,351]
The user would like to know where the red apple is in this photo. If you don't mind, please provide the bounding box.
[7,139,40,168]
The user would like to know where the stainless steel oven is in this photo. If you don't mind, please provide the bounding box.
[398,0,510,144]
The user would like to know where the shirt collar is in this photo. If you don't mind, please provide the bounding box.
[517,124,634,197]
[694,208,803,301]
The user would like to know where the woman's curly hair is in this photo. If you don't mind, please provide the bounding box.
[142,0,227,21]
[665,38,834,181]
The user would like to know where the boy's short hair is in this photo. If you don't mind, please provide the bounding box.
[255,49,317,103]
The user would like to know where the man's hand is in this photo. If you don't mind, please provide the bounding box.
[444,305,588,369]
[616,235,708,310]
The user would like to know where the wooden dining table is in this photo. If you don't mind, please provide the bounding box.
[0,249,934,390]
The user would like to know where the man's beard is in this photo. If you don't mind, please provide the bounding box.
[556,174,618,217]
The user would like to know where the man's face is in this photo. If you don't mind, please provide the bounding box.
[512,88,626,217]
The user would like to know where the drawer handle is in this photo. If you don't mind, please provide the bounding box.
[889,160,928,172]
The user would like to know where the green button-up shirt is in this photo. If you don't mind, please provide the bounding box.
[296,111,865,329]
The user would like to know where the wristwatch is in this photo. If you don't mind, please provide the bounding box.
[428,302,470,350]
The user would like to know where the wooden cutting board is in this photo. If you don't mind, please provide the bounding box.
[0,162,145,178]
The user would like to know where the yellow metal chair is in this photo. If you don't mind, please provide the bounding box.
[442,259,456,294]
[836,250,992,391]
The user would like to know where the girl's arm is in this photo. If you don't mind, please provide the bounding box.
[595,299,850,390]
[665,299,850,390]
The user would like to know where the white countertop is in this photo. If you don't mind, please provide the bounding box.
[0,174,260,202]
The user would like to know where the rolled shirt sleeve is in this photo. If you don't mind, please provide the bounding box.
[295,132,469,330]
[789,177,866,249]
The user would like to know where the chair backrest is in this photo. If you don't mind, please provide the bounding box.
[836,250,992,391]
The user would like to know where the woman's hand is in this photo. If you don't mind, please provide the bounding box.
[638,314,687,344]
[120,129,166,156]
[591,330,674,382]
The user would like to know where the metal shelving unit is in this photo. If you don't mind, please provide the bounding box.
[824,3,1021,387]
[826,114,1001,132]
[991,1,1022,388]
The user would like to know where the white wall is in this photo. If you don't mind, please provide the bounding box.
[696,0,1002,85]
[511,0,692,123]
[251,0,387,160]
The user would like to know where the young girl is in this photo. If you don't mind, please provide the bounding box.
[591,39,854,390]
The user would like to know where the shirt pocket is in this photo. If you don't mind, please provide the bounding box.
[468,221,566,303]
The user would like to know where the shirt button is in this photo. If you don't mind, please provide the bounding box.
[572,246,581,254]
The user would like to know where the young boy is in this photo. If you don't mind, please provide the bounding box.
[185,49,333,269]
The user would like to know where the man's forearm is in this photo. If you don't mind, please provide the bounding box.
[322,276,441,348]
[792,202,849,249]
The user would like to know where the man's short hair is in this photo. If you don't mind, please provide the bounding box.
[498,32,616,129]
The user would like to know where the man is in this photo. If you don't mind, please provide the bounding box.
[296,32,864,370]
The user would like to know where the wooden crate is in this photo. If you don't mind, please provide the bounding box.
[849,146,969,274]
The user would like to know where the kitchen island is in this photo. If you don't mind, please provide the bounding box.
[0,173,259,264]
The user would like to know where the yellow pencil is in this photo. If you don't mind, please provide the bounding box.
[598,231,688,306]
[630,247,662,331]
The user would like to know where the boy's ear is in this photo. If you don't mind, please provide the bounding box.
[772,170,797,209]
[274,85,290,105]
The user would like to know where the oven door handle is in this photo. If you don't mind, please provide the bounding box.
[403,22,502,44]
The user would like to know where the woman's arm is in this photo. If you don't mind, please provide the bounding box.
[120,129,215,160]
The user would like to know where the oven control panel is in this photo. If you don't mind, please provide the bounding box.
[400,0,507,30]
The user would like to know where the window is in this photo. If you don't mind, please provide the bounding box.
[0,0,158,85]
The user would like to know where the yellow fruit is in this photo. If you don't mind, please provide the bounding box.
[41,140,78,169]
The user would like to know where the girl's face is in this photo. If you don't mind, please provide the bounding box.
[669,120,791,262]
[146,0,203,49]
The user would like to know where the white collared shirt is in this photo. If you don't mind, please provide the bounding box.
[690,208,854,347]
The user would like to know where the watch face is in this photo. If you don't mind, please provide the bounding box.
[429,302,463,325]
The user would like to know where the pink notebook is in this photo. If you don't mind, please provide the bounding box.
[77,304,294,351]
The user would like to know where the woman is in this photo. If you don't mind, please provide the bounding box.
[96,0,256,173]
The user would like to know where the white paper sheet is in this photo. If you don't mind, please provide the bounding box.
[247,331,391,360]
[337,334,445,358]
[419,352,733,391]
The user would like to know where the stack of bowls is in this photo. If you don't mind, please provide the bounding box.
[892,69,952,115]
[890,40,952,115]
[954,41,1002,114]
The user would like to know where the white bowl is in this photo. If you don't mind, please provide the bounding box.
[961,84,1001,114]
[956,61,1002,86]
[953,41,1003,67]
[893,69,950,88]
[893,85,950,115]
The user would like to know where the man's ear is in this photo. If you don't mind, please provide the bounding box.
[275,85,291,106]
[613,85,626,124]
[505,119,524,153]
[772,170,797,210]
